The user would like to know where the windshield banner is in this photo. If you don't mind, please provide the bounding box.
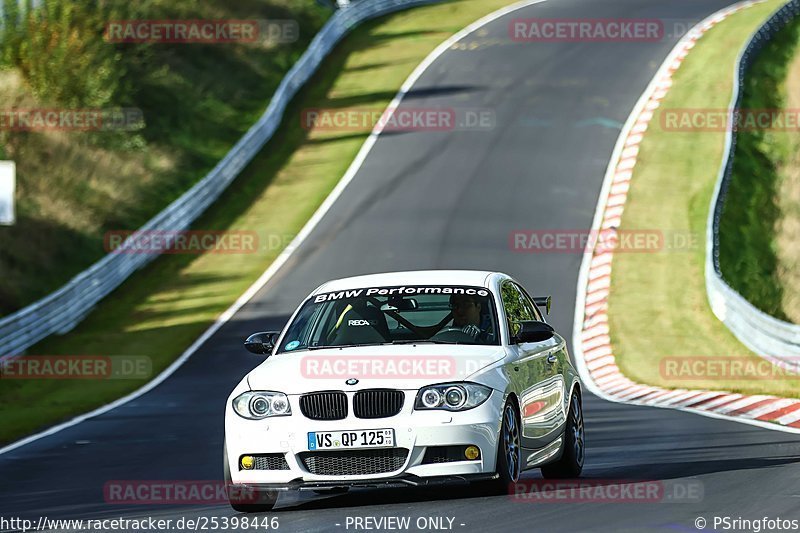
[313,286,490,303]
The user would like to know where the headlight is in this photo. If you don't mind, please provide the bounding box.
[414,383,491,412]
[445,386,466,409]
[422,389,442,408]
[232,391,292,419]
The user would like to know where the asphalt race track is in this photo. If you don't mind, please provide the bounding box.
[3,0,800,531]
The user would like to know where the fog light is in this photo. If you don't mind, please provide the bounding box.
[240,456,255,470]
[465,446,480,460]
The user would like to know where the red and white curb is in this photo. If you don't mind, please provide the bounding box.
[572,0,800,434]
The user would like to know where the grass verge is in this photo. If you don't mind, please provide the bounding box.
[608,0,800,397]
[0,0,520,446]
[0,0,329,316]
[718,14,800,323]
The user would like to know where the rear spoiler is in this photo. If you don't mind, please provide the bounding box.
[534,296,552,315]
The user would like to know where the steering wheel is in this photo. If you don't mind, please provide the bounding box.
[430,326,476,343]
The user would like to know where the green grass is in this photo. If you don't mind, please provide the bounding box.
[0,0,329,316]
[608,0,800,397]
[0,0,520,446]
[718,15,800,322]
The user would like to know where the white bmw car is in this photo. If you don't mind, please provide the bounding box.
[224,270,584,511]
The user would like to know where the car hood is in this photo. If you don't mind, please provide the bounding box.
[246,344,506,394]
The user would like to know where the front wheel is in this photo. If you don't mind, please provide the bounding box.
[482,400,522,494]
[541,390,584,479]
[223,440,277,512]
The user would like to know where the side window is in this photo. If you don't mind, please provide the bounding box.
[516,283,544,322]
[500,281,535,338]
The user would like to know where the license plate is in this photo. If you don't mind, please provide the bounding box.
[308,429,394,450]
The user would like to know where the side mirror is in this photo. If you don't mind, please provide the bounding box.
[533,296,552,315]
[244,331,280,355]
[514,321,555,343]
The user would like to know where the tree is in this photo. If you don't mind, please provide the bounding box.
[15,1,128,108]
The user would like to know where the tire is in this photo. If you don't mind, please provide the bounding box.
[541,390,584,479]
[484,400,522,494]
[223,440,277,513]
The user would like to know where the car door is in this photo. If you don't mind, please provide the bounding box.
[500,280,564,449]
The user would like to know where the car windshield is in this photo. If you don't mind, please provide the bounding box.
[276,285,500,353]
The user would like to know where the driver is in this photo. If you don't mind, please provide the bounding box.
[449,294,491,341]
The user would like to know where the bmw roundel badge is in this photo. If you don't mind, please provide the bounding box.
[345,378,359,385]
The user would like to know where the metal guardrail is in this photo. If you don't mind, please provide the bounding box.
[0,0,442,358]
[706,0,800,364]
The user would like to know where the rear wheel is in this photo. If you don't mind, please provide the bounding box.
[541,390,584,479]
[223,441,277,512]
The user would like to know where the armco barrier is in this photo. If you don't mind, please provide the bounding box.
[706,0,800,365]
[0,0,442,358]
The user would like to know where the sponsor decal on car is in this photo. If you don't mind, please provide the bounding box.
[314,286,490,303]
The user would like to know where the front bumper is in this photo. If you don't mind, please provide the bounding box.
[225,390,504,485]
[238,473,500,492]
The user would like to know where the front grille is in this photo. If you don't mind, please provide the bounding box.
[422,446,478,464]
[422,447,459,464]
[427,456,455,464]
[300,391,348,420]
[248,454,290,471]
[298,448,409,476]
[353,389,404,419]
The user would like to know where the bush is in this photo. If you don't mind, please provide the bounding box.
[3,0,129,108]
